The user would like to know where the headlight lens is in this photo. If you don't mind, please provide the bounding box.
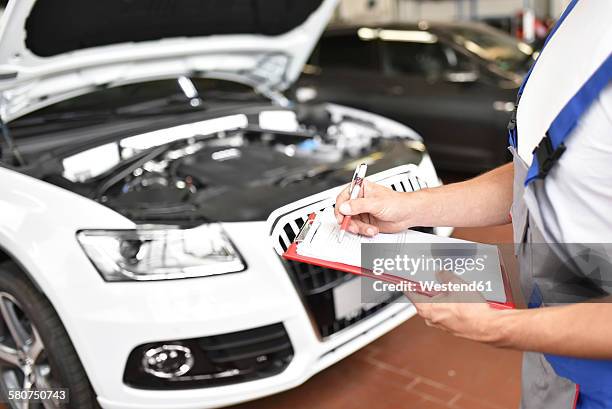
[77,225,245,281]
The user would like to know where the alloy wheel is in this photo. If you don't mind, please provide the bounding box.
[0,292,62,409]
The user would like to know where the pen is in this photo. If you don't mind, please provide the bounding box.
[338,163,368,243]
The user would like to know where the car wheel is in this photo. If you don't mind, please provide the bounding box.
[0,262,100,409]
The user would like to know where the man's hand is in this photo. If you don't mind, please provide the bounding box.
[407,272,612,358]
[334,163,515,235]
[405,271,504,344]
[334,180,418,236]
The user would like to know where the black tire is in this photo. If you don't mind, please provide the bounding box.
[0,262,100,409]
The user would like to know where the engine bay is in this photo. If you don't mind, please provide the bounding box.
[37,104,424,225]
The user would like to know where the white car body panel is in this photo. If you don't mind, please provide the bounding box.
[0,156,442,408]
[0,0,338,121]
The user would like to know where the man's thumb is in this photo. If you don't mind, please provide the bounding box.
[339,198,378,216]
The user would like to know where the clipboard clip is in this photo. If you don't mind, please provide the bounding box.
[295,218,315,243]
[295,213,321,244]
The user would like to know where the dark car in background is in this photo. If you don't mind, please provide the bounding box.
[293,22,536,173]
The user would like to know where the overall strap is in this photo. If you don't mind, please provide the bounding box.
[508,0,580,149]
[525,54,612,185]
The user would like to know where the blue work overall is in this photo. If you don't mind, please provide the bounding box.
[508,1,612,407]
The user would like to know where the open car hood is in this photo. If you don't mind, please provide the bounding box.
[0,0,337,121]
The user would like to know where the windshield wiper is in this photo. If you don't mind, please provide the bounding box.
[13,96,208,128]
[114,94,207,115]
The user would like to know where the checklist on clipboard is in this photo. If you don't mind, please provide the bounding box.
[282,207,515,310]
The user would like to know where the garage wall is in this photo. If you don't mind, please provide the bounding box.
[397,0,523,21]
[336,0,397,23]
[336,0,571,23]
[550,0,571,17]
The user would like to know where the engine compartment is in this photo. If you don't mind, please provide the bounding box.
[39,104,425,225]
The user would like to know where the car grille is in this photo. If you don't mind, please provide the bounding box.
[123,323,293,389]
[279,223,432,339]
[274,177,432,339]
[284,259,403,338]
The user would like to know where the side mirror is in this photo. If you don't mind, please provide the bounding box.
[443,69,479,83]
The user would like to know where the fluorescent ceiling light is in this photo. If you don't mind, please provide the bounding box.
[463,39,486,56]
[517,42,534,55]
[357,27,377,40]
[379,30,438,43]
[358,28,438,44]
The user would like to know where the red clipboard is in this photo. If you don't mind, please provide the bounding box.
[282,214,515,310]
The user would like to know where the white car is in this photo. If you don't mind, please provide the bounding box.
[0,0,445,408]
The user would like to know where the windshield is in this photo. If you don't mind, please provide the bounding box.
[9,77,267,139]
[449,25,534,72]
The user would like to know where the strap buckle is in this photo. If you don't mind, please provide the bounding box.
[533,133,566,179]
[506,102,519,132]
[507,112,517,132]
[507,91,522,133]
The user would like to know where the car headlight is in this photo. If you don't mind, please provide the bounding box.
[77,224,245,281]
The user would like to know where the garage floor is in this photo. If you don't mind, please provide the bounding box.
[229,224,522,409]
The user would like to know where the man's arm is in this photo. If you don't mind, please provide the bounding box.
[491,300,612,358]
[413,162,514,227]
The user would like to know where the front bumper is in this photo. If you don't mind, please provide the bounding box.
[48,217,415,409]
[99,298,415,409]
[38,158,441,409]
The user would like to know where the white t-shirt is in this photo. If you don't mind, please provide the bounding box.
[516,0,612,242]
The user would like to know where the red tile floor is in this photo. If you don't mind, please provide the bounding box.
[228,224,523,409]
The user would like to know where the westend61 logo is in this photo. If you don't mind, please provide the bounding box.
[371,254,487,276]
[361,243,505,302]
